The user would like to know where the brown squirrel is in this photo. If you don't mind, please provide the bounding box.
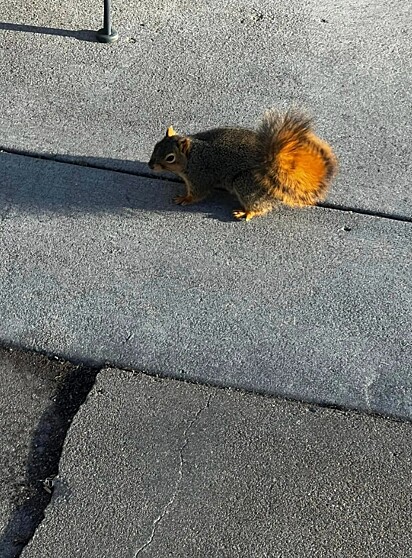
[148,109,337,221]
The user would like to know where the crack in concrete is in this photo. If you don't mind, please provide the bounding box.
[133,393,213,557]
[2,147,412,224]
[364,370,379,410]
[318,201,412,224]
[0,146,181,185]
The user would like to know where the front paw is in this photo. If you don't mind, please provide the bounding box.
[174,195,194,206]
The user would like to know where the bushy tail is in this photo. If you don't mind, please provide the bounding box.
[254,109,337,207]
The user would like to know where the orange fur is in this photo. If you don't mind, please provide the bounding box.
[275,138,328,205]
[255,110,337,208]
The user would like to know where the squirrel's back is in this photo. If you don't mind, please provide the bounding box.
[254,110,337,207]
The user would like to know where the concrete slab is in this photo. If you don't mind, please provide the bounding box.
[21,369,412,558]
[0,1,411,217]
[1,152,411,419]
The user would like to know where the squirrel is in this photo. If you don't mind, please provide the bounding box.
[148,109,338,221]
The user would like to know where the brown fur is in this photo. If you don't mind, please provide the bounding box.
[148,109,338,220]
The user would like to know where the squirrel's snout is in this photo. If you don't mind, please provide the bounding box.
[149,160,163,172]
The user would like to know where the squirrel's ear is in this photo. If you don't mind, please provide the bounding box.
[166,126,177,137]
[178,137,191,154]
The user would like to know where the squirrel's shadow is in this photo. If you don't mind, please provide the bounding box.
[1,152,238,223]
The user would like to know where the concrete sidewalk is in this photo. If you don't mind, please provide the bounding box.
[1,0,411,556]
[1,348,411,558]
[19,367,412,558]
[1,151,411,419]
[1,0,411,218]
[1,3,411,417]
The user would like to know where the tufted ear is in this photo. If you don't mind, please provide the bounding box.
[178,137,191,154]
[166,126,177,137]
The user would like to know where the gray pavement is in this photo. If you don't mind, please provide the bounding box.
[21,368,412,558]
[1,0,411,217]
[1,151,411,419]
[1,1,412,556]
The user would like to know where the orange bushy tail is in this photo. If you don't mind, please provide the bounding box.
[254,109,337,207]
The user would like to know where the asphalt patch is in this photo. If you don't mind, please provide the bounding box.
[0,344,98,557]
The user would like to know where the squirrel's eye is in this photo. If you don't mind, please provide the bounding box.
[165,154,176,163]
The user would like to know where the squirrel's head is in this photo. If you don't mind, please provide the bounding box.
[148,126,190,174]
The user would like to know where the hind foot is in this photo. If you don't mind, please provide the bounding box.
[233,209,264,221]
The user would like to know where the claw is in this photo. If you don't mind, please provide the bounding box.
[233,209,263,221]
[233,209,246,220]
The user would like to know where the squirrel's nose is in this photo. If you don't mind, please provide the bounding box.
[148,160,154,170]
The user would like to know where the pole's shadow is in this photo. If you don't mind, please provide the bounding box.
[0,22,97,42]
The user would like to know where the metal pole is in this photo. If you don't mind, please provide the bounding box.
[96,0,119,43]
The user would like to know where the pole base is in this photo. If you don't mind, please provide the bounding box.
[96,28,119,43]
